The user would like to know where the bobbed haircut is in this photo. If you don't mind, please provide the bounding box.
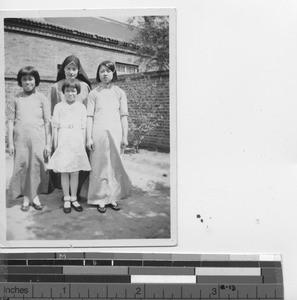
[96,61,118,83]
[61,79,81,94]
[17,66,40,87]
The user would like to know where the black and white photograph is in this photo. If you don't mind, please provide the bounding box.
[0,9,176,247]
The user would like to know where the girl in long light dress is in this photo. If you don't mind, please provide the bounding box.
[86,61,132,213]
[47,79,91,213]
[7,66,52,211]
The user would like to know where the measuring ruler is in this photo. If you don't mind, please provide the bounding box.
[0,252,283,299]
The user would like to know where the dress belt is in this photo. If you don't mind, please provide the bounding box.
[59,124,76,129]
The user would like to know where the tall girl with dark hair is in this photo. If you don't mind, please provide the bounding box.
[7,66,52,211]
[85,61,132,213]
[50,55,91,194]
[50,55,91,114]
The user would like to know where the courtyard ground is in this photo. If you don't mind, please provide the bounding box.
[5,150,171,241]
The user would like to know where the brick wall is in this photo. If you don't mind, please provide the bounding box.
[112,71,170,151]
[5,71,170,151]
[5,31,140,80]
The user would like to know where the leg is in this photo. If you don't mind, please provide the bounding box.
[21,196,30,212]
[70,171,79,198]
[31,195,43,210]
[61,173,70,197]
[70,172,83,212]
[109,198,121,211]
[61,173,71,213]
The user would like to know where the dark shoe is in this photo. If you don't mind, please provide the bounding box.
[109,203,121,211]
[63,201,71,214]
[71,200,83,212]
[97,206,107,213]
[31,202,43,211]
[21,205,30,212]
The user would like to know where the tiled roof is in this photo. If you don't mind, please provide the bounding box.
[43,17,139,42]
[4,18,138,52]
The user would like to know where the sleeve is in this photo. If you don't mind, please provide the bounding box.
[79,82,91,107]
[81,105,87,129]
[119,89,128,116]
[51,104,60,128]
[50,84,58,116]
[6,98,16,121]
[40,94,51,124]
[86,91,96,117]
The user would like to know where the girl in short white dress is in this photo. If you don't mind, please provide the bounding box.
[47,79,91,213]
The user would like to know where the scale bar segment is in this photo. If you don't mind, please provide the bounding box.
[131,275,196,283]
[196,267,261,276]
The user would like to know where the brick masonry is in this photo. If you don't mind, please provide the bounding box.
[4,31,140,80]
[5,71,170,151]
[116,71,170,151]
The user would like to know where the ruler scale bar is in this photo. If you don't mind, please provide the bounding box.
[0,253,283,299]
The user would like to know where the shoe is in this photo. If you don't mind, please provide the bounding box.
[21,205,30,212]
[70,200,83,212]
[30,202,43,211]
[97,206,107,213]
[63,200,71,214]
[109,203,121,211]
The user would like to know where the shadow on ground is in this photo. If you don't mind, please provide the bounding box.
[6,150,171,241]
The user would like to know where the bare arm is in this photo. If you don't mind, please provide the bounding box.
[121,115,128,149]
[42,96,52,158]
[7,120,14,156]
[86,117,94,151]
[44,120,52,157]
[53,127,58,150]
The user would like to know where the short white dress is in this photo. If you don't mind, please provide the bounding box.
[47,101,91,173]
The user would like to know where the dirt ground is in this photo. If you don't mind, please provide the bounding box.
[5,150,170,241]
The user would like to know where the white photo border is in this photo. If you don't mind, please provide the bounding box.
[0,8,177,249]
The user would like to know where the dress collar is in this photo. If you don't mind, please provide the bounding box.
[99,82,114,89]
[22,89,36,97]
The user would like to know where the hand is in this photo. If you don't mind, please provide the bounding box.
[8,144,14,156]
[121,137,128,150]
[87,138,95,151]
[44,144,51,158]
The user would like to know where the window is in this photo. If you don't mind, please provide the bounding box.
[115,63,138,75]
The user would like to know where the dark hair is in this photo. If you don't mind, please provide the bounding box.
[96,61,118,83]
[61,79,81,94]
[17,66,40,87]
[57,55,91,88]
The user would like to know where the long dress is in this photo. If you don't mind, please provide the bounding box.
[47,101,91,173]
[86,83,132,206]
[7,90,52,200]
[50,79,91,189]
